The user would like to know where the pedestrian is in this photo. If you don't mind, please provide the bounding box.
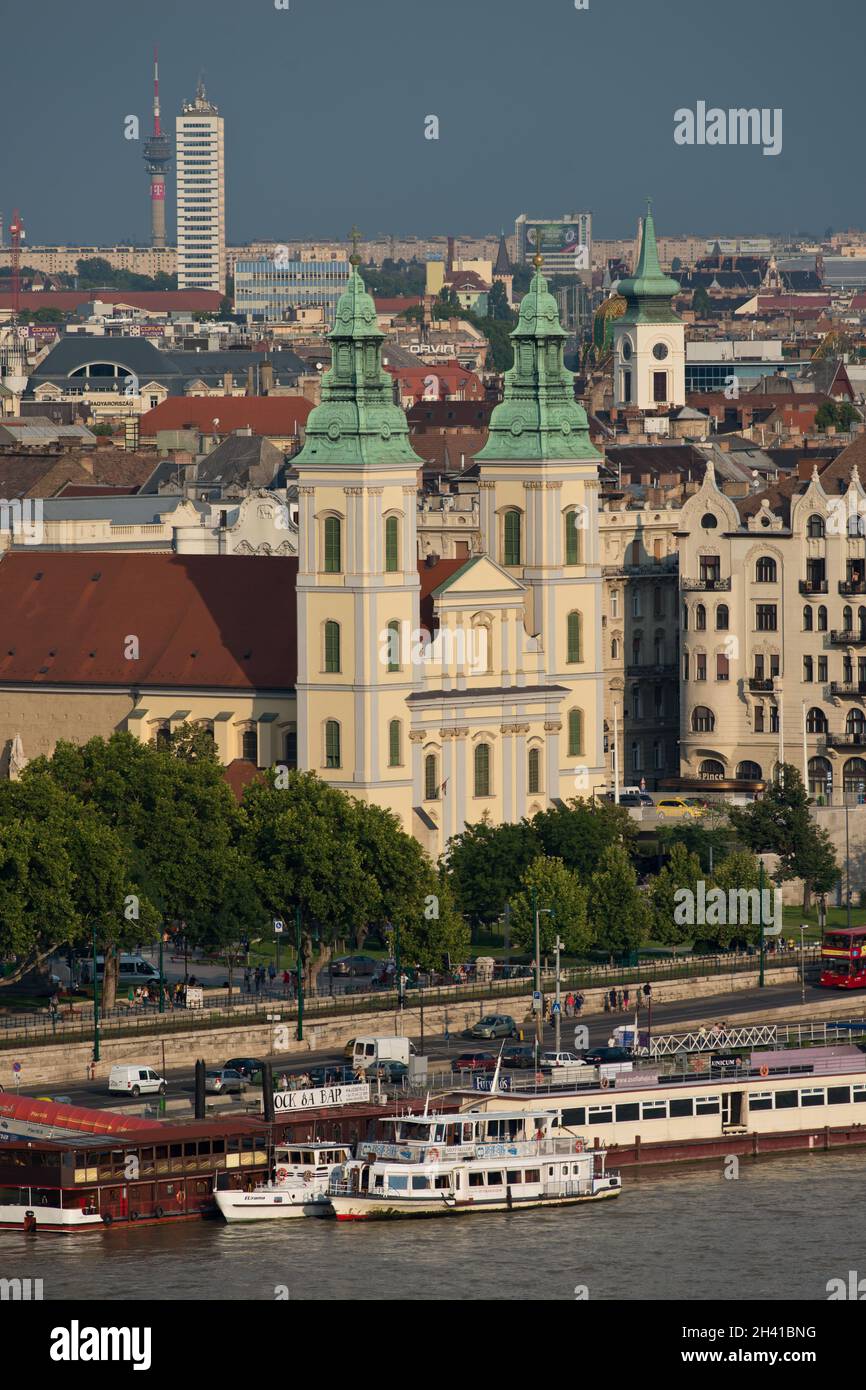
[575,992,584,1016]
[243,967,251,994]
[609,987,617,1012]
[254,967,262,995]
[565,992,574,1018]
[268,962,276,991]
[617,989,625,1012]
[623,988,630,1011]
[643,982,652,1003]
[282,968,291,997]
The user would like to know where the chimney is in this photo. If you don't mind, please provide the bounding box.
[247,366,255,395]
[79,455,95,475]
[447,237,455,274]
[223,370,233,394]
[260,361,274,394]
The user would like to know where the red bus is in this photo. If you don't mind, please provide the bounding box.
[820,927,866,988]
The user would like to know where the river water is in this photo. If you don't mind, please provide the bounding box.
[2,1152,864,1301]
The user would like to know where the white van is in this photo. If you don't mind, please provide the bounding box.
[352,1037,416,1070]
[108,1065,167,1097]
[82,955,161,986]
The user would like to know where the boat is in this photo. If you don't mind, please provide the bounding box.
[325,1108,620,1220]
[215,1142,353,1221]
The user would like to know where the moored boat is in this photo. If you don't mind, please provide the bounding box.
[215,1142,352,1221]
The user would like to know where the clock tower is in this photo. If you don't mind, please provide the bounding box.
[613,203,685,412]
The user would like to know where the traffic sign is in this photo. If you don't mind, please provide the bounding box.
[12,1062,21,1073]
[551,1002,561,1015]
[273,919,285,934]
[531,990,542,1014]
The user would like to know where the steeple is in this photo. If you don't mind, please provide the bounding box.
[476,245,599,462]
[616,202,681,325]
[493,230,511,277]
[293,243,423,469]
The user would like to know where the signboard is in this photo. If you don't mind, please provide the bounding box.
[185,986,203,1010]
[532,990,542,1013]
[273,919,284,934]
[473,1075,511,1092]
[272,1082,370,1112]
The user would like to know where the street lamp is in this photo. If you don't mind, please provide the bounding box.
[91,922,100,1063]
[531,887,554,1049]
[799,923,807,1004]
[294,904,304,1042]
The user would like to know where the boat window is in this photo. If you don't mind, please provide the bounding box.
[288,1151,302,1164]
[506,1170,522,1184]
[524,1169,541,1183]
[572,1165,581,1175]
[433,1125,446,1143]
[640,1102,666,1120]
[669,1098,694,1118]
[211,1139,225,1155]
[434,1176,451,1189]
[747,1092,773,1111]
[694,1096,720,1115]
[411,1176,431,1190]
[588,1106,613,1123]
[183,1143,197,1157]
[774,1090,797,1109]
[388,1174,409,1191]
[828,1086,851,1105]
[800,1088,825,1106]
[486,1171,503,1185]
[854,1085,866,1102]
[170,1144,182,1159]
[615,1103,639,1122]
[374,1174,384,1189]
[561,1108,586,1127]
[469,1172,485,1187]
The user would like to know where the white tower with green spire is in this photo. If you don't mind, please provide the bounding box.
[613,203,685,411]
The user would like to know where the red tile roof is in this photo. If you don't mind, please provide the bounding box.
[139,396,312,437]
[374,297,422,314]
[0,554,299,689]
[224,758,266,801]
[0,290,224,313]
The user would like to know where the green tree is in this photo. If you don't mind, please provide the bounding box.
[728,764,839,910]
[587,844,652,955]
[397,874,470,973]
[487,281,515,323]
[692,286,713,318]
[532,798,635,880]
[483,320,515,372]
[649,842,704,945]
[708,848,763,948]
[444,816,539,927]
[509,857,591,956]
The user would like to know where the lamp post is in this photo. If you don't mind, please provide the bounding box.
[531,888,554,1049]
[92,922,100,1063]
[758,860,766,988]
[845,799,852,930]
[799,923,807,1004]
[554,936,564,1055]
[295,904,303,1042]
[158,932,165,1014]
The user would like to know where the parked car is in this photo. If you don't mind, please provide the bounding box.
[582,1045,634,1066]
[108,1065,167,1097]
[205,1068,247,1095]
[308,1063,359,1086]
[331,955,379,977]
[343,1037,357,1061]
[471,1014,518,1039]
[451,1051,496,1074]
[540,1050,583,1069]
[223,1057,264,1080]
[368,1060,409,1085]
[615,791,654,808]
[655,797,700,819]
[501,1045,537,1069]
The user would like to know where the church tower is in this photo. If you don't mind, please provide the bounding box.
[474,240,606,799]
[612,203,685,411]
[292,235,424,831]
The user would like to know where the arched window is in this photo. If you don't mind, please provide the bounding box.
[323,516,342,573]
[846,709,865,737]
[566,611,583,664]
[424,753,439,801]
[284,728,298,768]
[716,604,729,631]
[695,604,706,631]
[807,514,825,539]
[503,510,522,566]
[844,605,854,631]
[155,723,171,749]
[737,760,762,781]
[386,619,401,672]
[474,742,491,797]
[849,513,865,538]
[611,637,619,660]
[807,707,828,734]
[691,705,715,733]
[565,510,581,565]
[568,709,583,756]
[817,606,828,631]
[682,603,688,630]
[699,759,725,780]
[385,515,400,573]
[808,755,832,798]
[528,747,541,795]
[755,556,777,583]
[388,719,401,767]
[843,756,866,800]
[630,740,641,772]
[803,605,813,631]
[324,620,340,673]
[325,720,341,768]
[242,728,258,764]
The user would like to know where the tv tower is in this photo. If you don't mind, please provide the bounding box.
[142,48,172,248]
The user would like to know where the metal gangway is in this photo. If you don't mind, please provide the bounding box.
[647,1024,778,1057]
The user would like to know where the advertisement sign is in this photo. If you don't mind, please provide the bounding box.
[272,1082,370,1112]
[185,986,204,1010]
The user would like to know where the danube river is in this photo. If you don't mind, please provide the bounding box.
[3,1152,864,1301]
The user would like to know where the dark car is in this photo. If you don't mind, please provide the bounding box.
[451,1051,496,1074]
[223,1056,265,1080]
[369,1061,409,1085]
[501,1044,537,1069]
[330,955,379,977]
[307,1063,359,1086]
[582,1045,634,1066]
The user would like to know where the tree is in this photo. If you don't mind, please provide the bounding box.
[483,320,515,372]
[487,281,515,323]
[397,874,470,973]
[649,842,703,946]
[444,816,538,927]
[692,286,713,318]
[587,845,652,955]
[708,849,763,948]
[509,857,590,956]
[532,798,635,880]
[728,764,839,910]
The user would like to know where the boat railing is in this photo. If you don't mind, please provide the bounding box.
[356,1136,589,1162]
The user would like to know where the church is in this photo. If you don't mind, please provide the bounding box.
[0,243,608,858]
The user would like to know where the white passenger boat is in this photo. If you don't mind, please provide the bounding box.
[325,1108,620,1220]
[215,1142,352,1221]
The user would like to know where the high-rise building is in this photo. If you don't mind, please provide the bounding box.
[176,79,225,293]
[515,212,592,278]
[142,51,172,249]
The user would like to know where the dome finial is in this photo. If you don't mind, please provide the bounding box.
[348,223,362,267]
[532,225,544,270]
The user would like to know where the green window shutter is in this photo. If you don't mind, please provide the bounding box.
[474,742,491,797]
[385,516,399,572]
[387,620,401,672]
[565,510,580,565]
[503,510,521,566]
[425,754,438,800]
[528,747,541,794]
[324,516,342,573]
[567,611,582,664]
[388,720,401,767]
[325,720,341,768]
[568,710,583,757]
[324,621,340,672]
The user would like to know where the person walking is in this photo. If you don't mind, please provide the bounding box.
[565,992,574,1018]
[243,967,251,995]
[608,987,617,1012]
[575,991,584,1017]
[268,961,277,994]
[623,988,630,1011]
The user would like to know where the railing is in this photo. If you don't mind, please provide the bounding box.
[626,663,678,677]
[748,677,775,692]
[829,681,866,697]
[799,579,828,594]
[829,629,866,645]
[826,731,866,748]
[681,577,731,592]
[840,580,866,595]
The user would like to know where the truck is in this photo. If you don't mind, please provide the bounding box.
[351,1036,417,1071]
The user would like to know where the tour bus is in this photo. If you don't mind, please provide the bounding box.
[820,927,866,988]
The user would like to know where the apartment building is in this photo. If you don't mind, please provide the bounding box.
[176,81,226,293]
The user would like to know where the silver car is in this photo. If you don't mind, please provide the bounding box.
[205,1068,247,1095]
[471,1014,518,1039]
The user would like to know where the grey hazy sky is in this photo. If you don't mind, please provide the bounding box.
[1,0,862,246]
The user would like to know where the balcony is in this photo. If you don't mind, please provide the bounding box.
[799,579,828,595]
[626,663,678,678]
[829,629,866,646]
[826,731,866,749]
[839,580,866,595]
[681,577,731,592]
[748,677,776,692]
[829,682,866,698]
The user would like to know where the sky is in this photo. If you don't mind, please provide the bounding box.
[1,0,863,247]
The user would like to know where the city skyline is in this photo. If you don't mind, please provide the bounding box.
[2,0,864,247]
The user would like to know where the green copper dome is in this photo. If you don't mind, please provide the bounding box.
[293,265,423,468]
[616,205,681,326]
[476,265,600,462]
